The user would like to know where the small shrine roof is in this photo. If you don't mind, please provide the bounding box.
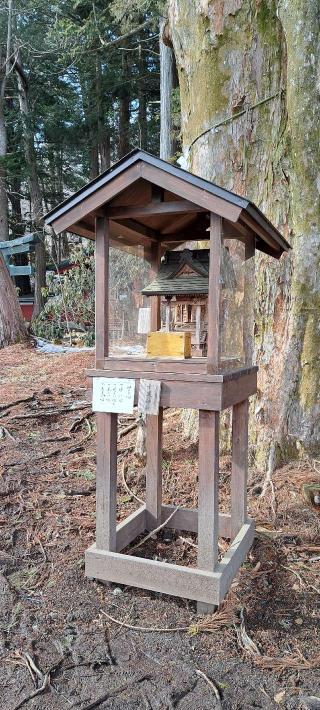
[142,249,208,297]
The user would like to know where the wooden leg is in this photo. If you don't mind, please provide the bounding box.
[197,410,219,614]
[145,409,163,531]
[231,399,249,540]
[96,412,118,551]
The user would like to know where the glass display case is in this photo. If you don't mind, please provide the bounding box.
[45,150,290,613]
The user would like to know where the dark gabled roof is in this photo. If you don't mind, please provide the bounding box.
[142,248,237,296]
[44,149,247,224]
[44,148,291,257]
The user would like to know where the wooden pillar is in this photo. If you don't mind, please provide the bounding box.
[146,408,163,530]
[95,216,109,365]
[150,241,161,331]
[207,213,222,372]
[231,399,249,540]
[96,412,118,550]
[165,302,170,331]
[195,304,201,346]
[243,236,255,364]
[197,409,219,613]
[94,216,117,553]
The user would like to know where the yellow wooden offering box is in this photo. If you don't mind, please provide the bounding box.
[146,331,191,359]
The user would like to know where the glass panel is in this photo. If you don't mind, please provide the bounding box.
[108,245,150,357]
[219,239,245,367]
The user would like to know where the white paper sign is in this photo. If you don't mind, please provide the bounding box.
[138,379,161,415]
[137,307,151,334]
[92,377,135,414]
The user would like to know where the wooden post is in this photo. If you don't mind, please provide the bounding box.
[197,409,220,613]
[243,236,255,364]
[207,213,222,372]
[165,302,170,331]
[95,216,109,364]
[94,216,117,556]
[195,304,201,346]
[146,408,163,530]
[150,241,161,331]
[96,412,118,551]
[231,399,249,540]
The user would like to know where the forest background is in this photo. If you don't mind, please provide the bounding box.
[0,0,319,472]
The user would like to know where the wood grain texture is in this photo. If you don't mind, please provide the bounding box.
[105,200,206,218]
[85,544,220,604]
[207,213,222,371]
[146,409,163,530]
[140,163,242,222]
[161,505,231,539]
[146,331,191,358]
[221,371,257,407]
[218,520,255,602]
[95,216,109,363]
[198,410,220,571]
[51,163,142,234]
[231,399,249,539]
[87,370,257,410]
[92,360,257,381]
[116,505,146,552]
[96,412,118,551]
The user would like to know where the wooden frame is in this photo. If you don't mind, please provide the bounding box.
[86,507,255,606]
[85,379,255,611]
[87,207,260,612]
[42,151,290,613]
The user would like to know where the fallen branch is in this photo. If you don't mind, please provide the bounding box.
[4,448,61,468]
[235,607,261,656]
[67,418,93,453]
[121,463,144,505]
[81,673,151,710]
[0,425,16,441]
[0,393,35,413]
[118,420,139,439]
[12,673,50,710]
[69,410,95,432]
[254,652,320,671]
[100,607,234,634]
[129,506,179,553]
[100,610,191,633]
[11,651,51,710]
[10,404,90,421]
[195,669,222,706]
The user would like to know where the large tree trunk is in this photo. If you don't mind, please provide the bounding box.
[119,49,131,158]
[0,98,9,243]
[0,251,27,348]
[15,56,46,317]
[167,0,319,469]
[159,19,177,160]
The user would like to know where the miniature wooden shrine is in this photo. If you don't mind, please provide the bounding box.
[142,248,209,355]
[45,149,290,613]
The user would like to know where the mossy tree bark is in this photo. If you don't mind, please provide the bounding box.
[168,0,319,469]
[0,251,27,348]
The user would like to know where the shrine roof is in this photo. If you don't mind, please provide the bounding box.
[44,149,291,260]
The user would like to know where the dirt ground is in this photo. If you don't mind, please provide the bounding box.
[0,343,319,710]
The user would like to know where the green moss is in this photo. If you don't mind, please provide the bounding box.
[256,0,276,37]
[175,10,231,145]
[299,308,320,410]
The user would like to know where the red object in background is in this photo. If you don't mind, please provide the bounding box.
[57,262,75,274]
[20,302,34,321]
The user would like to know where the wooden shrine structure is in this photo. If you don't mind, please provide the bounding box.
[45,149,290,613]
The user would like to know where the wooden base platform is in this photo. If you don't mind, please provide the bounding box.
[85,505,254,607]
[86,360,256,614]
